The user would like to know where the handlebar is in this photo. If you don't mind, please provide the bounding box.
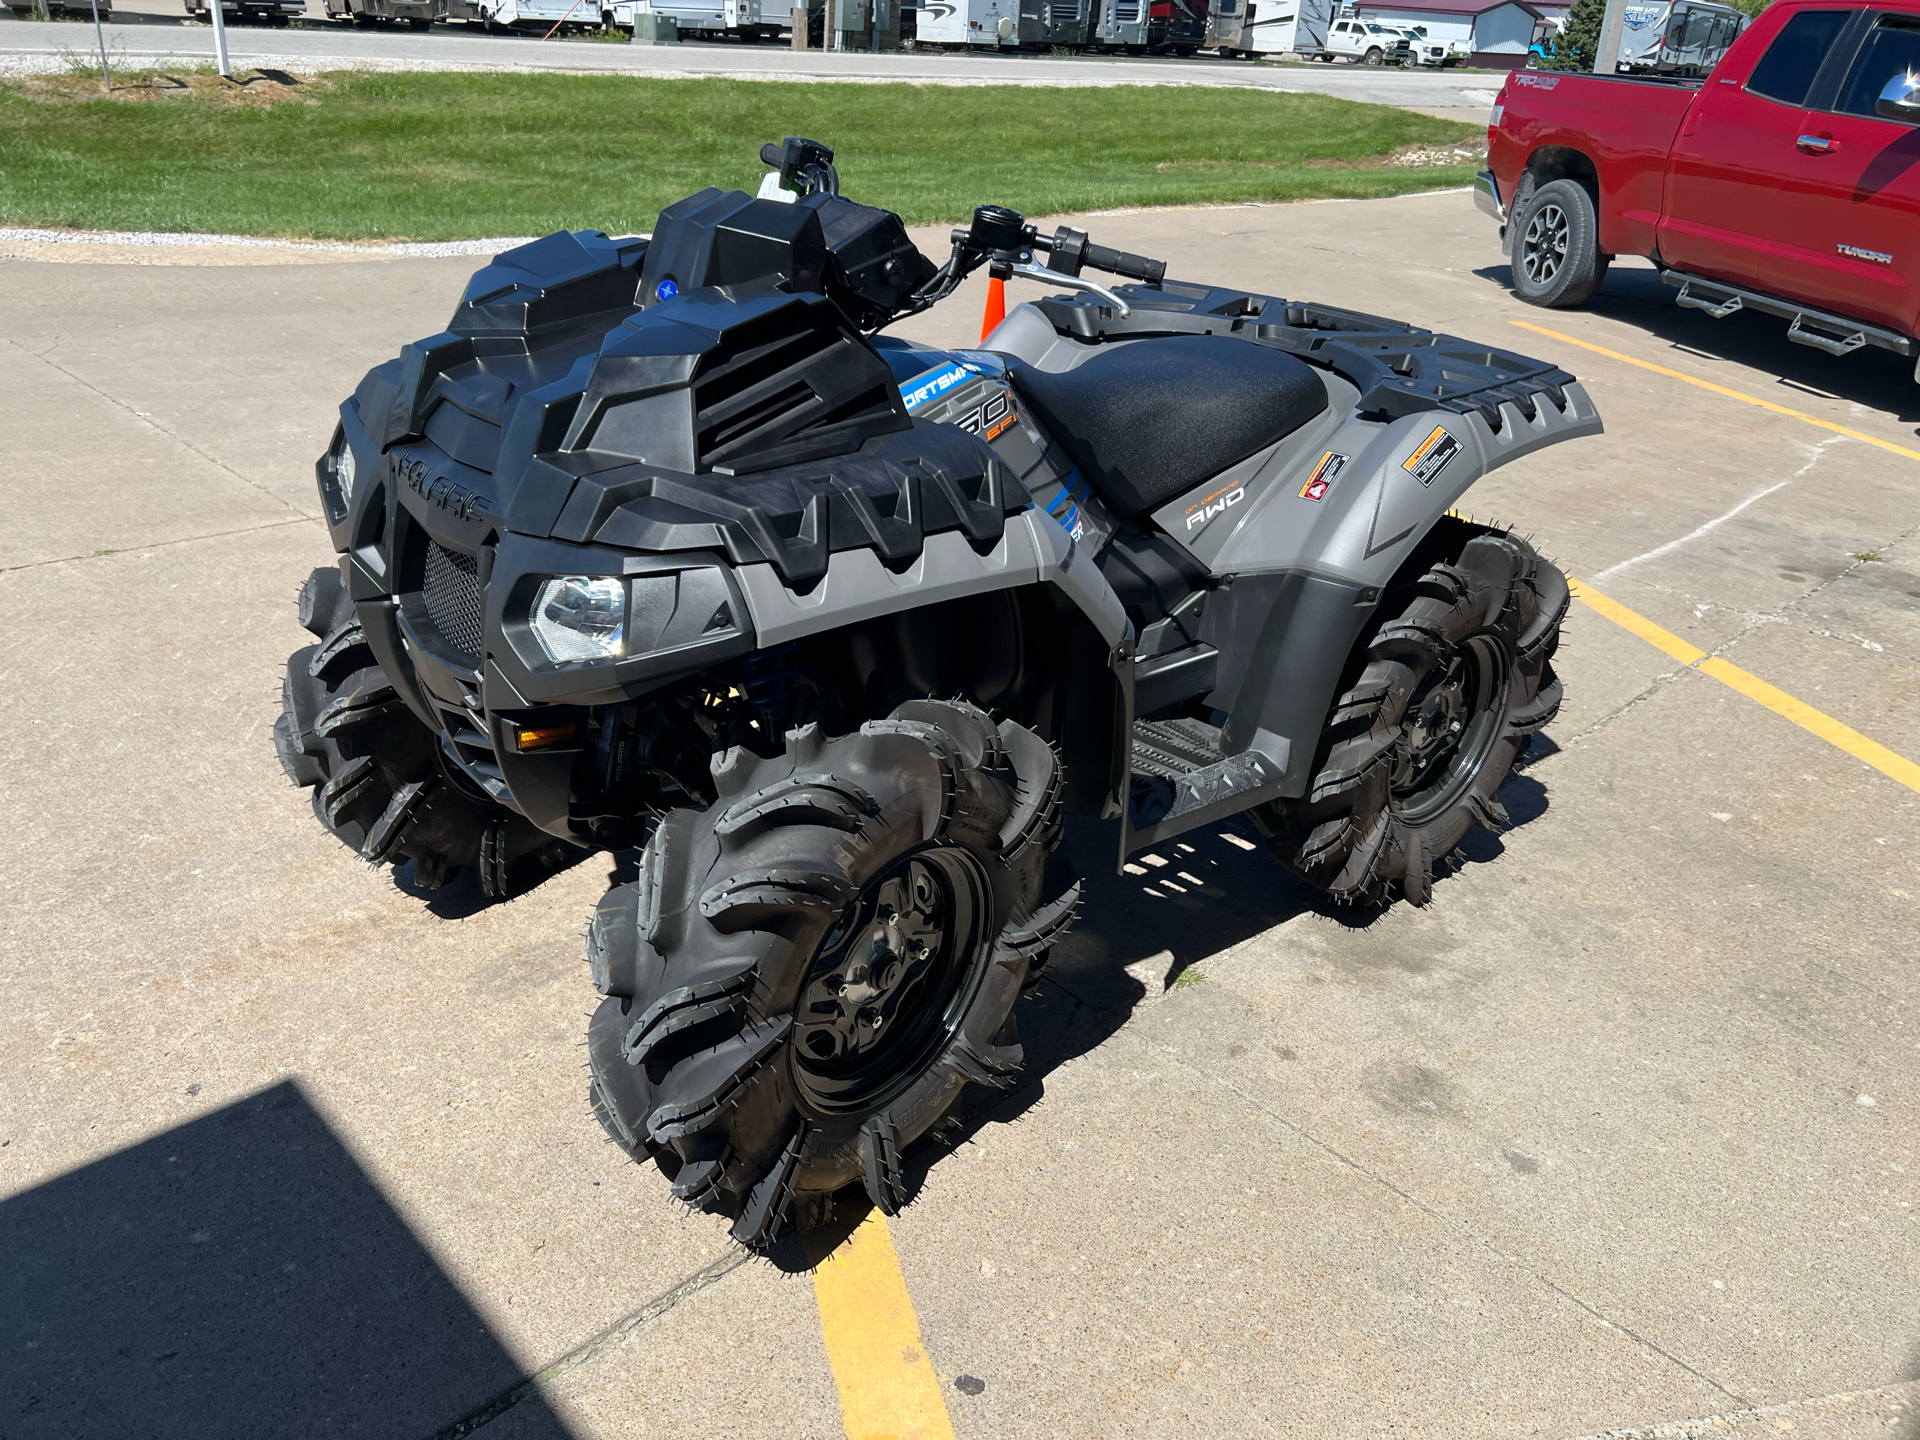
[751,142,1168,330]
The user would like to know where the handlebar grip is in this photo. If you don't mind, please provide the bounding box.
[760,142,783,167]
[1082,242,1166,283]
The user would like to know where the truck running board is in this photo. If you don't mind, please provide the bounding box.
[1664,269,1913,359]
[1120,717,1286,860]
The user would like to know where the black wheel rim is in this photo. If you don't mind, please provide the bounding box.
[1389,632,1512,826]
[1522,202,1570,284]
[792,846,993,1115]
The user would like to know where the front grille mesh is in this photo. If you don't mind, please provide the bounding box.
[423,541,484,659]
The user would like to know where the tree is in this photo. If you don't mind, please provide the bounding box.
[1543,0,1604,69]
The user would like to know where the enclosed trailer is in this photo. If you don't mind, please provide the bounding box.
[1043,0,1096,45]
[1617,0,1745,74]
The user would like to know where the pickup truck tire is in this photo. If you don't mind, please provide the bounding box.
[583,700,1077,1248]
[1251,517,1566,908]
[1510,178,1610,308]
[1364,45,1384,62]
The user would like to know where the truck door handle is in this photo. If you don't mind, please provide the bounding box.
[1797,133,1838,153]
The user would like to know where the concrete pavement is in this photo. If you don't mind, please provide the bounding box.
[2,191,1916,1438]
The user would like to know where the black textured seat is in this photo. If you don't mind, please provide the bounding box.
[1005,334,1328,519]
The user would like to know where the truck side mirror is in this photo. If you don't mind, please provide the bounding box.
[1876,71,1920,122]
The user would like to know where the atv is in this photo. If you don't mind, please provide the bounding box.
[275,136,1600,1247]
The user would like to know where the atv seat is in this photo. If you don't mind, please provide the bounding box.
[1005,334,1328,519]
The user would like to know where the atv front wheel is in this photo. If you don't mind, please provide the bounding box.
[273,565,581,897]
[584,700,1078,1249]
[1253,519,1567,907]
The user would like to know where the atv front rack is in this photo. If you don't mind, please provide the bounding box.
[1034,282,1579,433]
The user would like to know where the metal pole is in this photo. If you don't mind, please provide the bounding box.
[209,0,233,79]
[1593,0,1625,72]
[88,0,110,89]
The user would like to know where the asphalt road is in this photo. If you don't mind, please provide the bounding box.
[0,7,1505,119]
[2,195,1917,1439]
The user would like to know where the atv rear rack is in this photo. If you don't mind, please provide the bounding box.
[1034,282,1580,432]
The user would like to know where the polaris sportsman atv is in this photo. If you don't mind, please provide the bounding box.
[275,137,1600,1247]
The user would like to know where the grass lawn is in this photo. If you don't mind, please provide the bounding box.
[0,69,1479,241]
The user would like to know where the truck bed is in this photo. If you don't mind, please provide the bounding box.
[1491,70,1699,256]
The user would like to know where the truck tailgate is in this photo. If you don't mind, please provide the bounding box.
[1491,72,1697,257]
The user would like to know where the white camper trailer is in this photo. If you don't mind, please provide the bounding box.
[1205,0,1331,58]
[914,0,1044,45]
[605,0,727,32]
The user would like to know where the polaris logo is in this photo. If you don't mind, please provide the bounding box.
[397,452,491,524]
[1184,484,1245,531]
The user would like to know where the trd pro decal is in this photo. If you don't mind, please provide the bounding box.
[1401,425,1461,488]
[1299,450,1348,502]
[1183,480,1246,532]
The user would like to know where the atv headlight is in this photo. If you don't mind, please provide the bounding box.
[531,576,626,664]
[335,438,357,504]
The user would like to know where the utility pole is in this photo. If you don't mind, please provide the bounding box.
[1593,0,1625,73]
[209,0,234,79]
[88,0,111,89]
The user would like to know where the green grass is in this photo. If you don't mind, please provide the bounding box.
[0,71,1478,241]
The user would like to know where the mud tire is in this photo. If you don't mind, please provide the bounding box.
[1253,519,1567,908]
[273,565,581,897]
[584,700,1078,1250]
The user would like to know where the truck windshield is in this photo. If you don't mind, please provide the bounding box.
[1746,8,1851,104]
[1834,16,1920,114]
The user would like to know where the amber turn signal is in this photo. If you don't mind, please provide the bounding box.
[513,722,580,752]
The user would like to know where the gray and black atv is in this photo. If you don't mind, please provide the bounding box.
[275,137,1600,1247]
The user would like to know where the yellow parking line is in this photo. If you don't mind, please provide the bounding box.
[1570,578,1920,795]
[1510,320,1920,464]
[814,1212,956,1440]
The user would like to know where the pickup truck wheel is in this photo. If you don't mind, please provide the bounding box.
[583,701,1079,1249]
[1251,518,1566,909]
[1510,177,1610,308]
[1363,44,1384,62]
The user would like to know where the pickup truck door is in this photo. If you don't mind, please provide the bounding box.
[1658,7,1859,282]
[1772,11,1920,333]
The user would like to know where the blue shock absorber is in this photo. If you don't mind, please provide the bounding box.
[741,642,806,735]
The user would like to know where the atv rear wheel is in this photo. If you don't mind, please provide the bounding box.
[273,565,581,897]
[1253,518,1567,907]
[584,700,1078,1249]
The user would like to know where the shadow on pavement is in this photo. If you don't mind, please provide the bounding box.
[1476,261,1920,425]
[788,771,1552,1267]
[0,1081,576,1440]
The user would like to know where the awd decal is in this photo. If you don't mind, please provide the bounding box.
[1183,480,1246,532]
[397,452,490,523]
[1299,450,1348,502]
[1401,425,1461,488]
[898,362,972,412]
[1837,243,1893,266]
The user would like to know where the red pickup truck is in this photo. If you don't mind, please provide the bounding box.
[1478,0,1920,371]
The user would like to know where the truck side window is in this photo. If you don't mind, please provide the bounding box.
[1746,8,1851,103]
[1834,15,1920,114]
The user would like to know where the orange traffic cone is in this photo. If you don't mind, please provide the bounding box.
[979,274,1006,343]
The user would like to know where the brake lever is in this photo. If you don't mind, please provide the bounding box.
[1007,260,1132,317]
